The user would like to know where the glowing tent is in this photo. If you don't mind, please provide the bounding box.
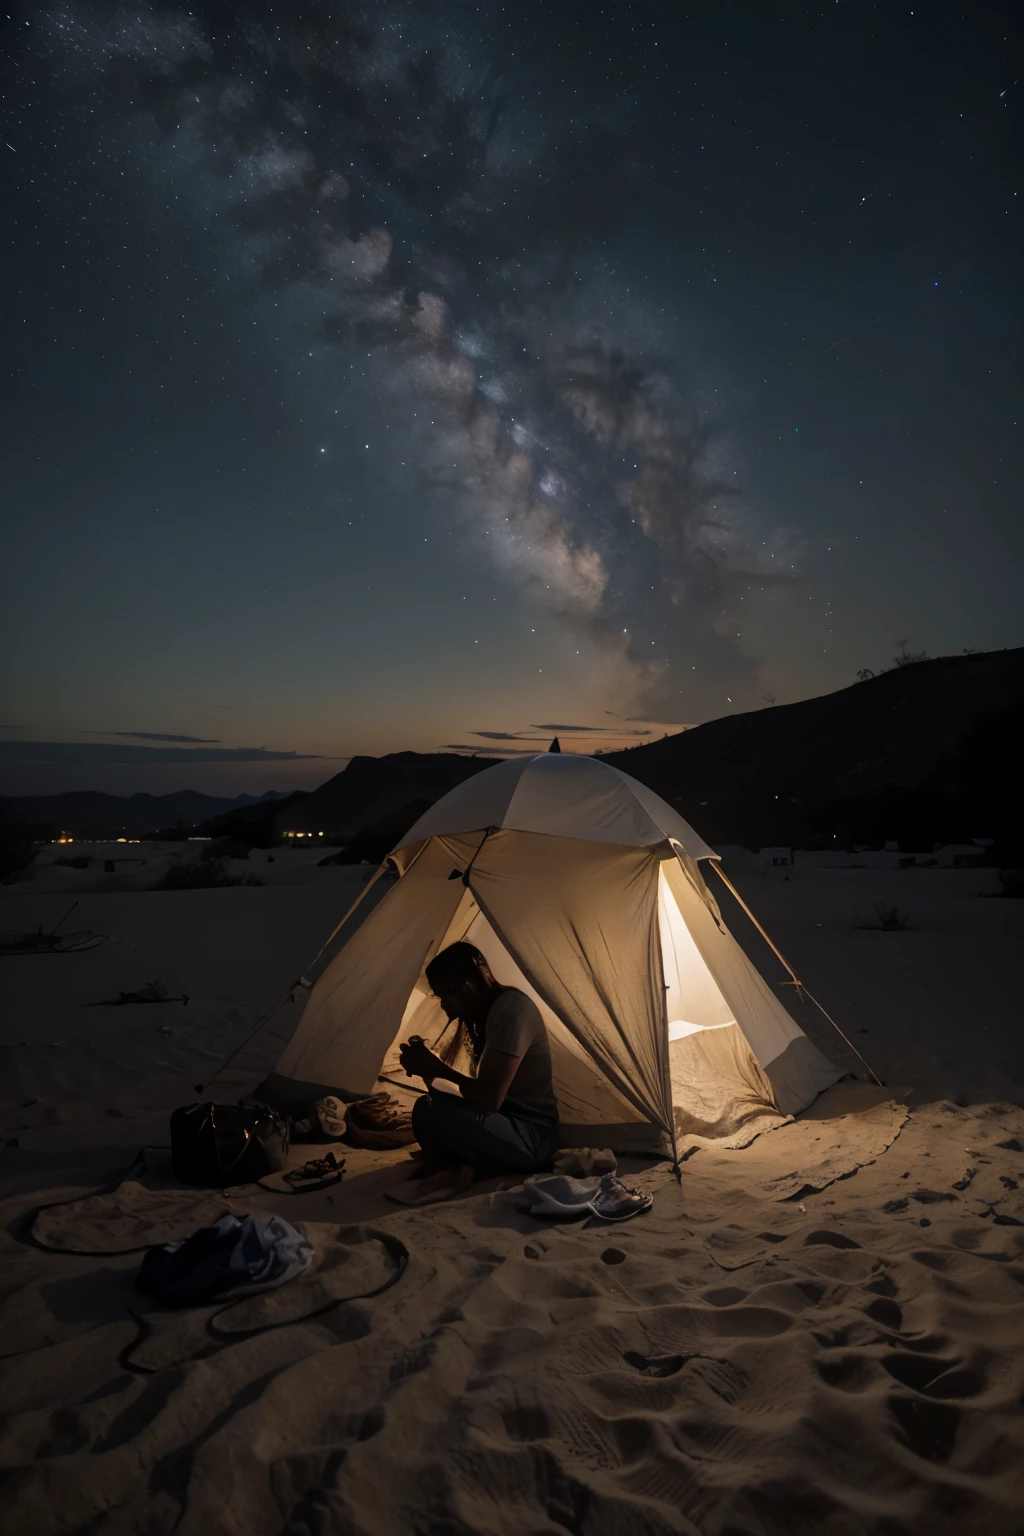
[259,753,840,1154]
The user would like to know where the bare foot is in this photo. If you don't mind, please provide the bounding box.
[414,1165,474,1198]
[389,1163,474,1206]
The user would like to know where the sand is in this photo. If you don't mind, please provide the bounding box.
[1,861,1023,1533]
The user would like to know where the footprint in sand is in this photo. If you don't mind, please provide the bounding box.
[503,1404,551,1440]
[623,1350,685,1378]
[601,1248,626,1265]
[864,1296,903,1330]
[701,1285,748,1306]
[882,1351,957,1393]
[802,1229,862,1249]
[817,1353,881,1392]
[888,1393,961,1464]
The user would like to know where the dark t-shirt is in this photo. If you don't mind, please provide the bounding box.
[483,987,558,1122]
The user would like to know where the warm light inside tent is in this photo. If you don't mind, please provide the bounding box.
[263,754,841,1146]
[658,865,736,1037]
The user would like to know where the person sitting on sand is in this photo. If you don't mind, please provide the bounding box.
[393,942,560,1206]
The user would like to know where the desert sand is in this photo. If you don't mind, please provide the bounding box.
[1,857,1023,1534]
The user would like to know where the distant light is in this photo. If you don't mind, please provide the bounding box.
[117,837,127,843]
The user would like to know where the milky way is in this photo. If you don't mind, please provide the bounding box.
[5,0,1021,793]
[24,0,783,717]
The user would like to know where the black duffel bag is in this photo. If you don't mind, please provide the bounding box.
[170,1101,290,1186]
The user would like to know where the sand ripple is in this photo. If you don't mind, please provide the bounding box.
[1,1099,1023,1534]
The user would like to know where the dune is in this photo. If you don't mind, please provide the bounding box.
[1,860,1023,1533]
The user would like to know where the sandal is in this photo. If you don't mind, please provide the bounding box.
[260,1152,345,1193]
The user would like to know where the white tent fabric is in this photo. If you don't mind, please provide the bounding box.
[262,756,840,1153]
[395,752,719,858]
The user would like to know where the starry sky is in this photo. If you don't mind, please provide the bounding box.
[2,1,1022,797]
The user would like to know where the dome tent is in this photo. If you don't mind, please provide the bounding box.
[258,754,841,1155]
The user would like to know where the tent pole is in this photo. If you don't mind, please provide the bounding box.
[654,869,682,1178]
[304,859,390,973]
[460,825,495,887]
[707,861,885,1088]
[194,856,399,1098]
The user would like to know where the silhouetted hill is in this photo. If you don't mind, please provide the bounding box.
[278,752,500,837]
[195,790,308,847]
[0,789,295,840]
[604,647,1024,853]
[318,799,434,864]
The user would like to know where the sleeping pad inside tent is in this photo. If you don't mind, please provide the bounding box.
[257,754,841,1156]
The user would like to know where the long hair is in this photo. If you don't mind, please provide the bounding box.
[425,942,499,1065]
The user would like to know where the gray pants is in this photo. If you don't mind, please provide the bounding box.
[412,1089,559,1176]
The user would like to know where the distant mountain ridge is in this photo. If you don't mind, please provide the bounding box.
[5,648,1021,851]
[0,789,296,838]
[603,646,1024,851]
[272,752,501,837]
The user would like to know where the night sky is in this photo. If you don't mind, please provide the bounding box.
[3,2,1021,798]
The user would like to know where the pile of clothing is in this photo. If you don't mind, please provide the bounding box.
[137,1213,313,1306]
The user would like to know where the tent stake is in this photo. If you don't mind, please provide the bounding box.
[707,861,885,1089]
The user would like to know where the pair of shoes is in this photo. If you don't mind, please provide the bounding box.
[345,1093,415,1149]
[521,1172,653,1222]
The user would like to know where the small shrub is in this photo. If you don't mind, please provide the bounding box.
[858,901,910,931]
[160,859,264,891]
[891,639,930,668]
[208,837,251,860]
